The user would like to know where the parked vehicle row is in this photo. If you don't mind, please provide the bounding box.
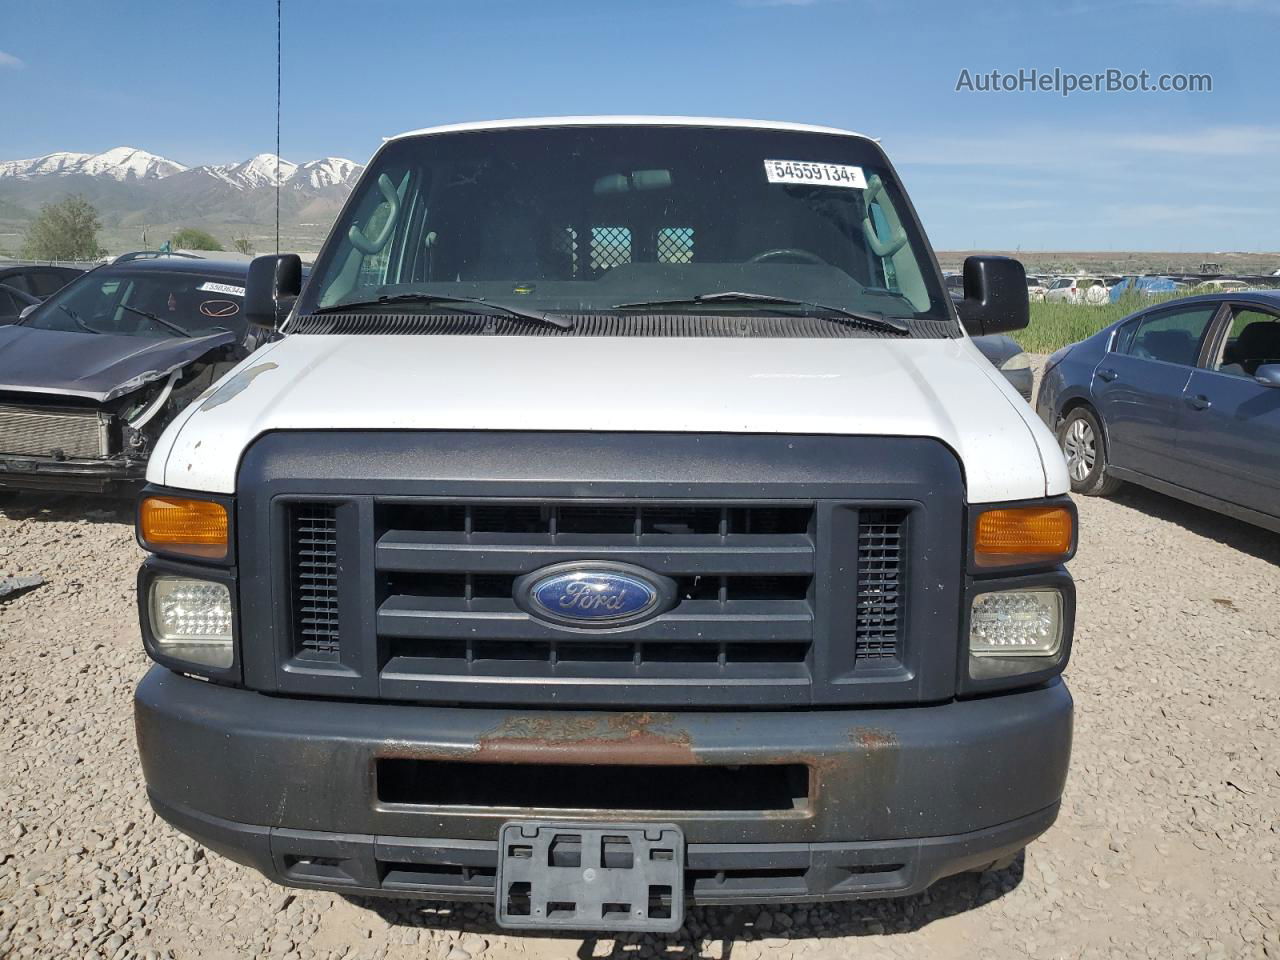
[1037,290,1280,532]
[953,271,1280,311]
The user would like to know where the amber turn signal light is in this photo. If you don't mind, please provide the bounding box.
[974,505,1074,568]
[139,496,228,560]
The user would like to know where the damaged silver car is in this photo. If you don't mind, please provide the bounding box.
[0,254,274,496]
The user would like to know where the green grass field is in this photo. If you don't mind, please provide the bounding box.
[1012,301,1130,353]
[1013,294,1194,353]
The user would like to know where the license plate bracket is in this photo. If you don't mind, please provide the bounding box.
[495,821,685,932]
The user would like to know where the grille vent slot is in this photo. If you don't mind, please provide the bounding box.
[291,504,340,660]
[855,509,906,661]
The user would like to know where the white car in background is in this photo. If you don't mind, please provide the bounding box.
[1027,276,1048,302]
[1192,279,1251,293]
[1045,276,1111,305]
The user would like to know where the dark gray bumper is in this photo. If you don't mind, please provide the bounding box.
[0,453,146,495]
[135,667,1072,904]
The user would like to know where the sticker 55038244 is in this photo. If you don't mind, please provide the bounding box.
[764,159,867,189]
[197,281,246,297]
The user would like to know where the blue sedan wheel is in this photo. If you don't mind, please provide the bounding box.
[1057,407,1123,496]
[1063,417,1095,481]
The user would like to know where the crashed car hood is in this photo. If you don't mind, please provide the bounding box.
[0,325,236,403]
[150,333,1069,503]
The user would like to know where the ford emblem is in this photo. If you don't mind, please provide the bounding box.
[515,562,676,628]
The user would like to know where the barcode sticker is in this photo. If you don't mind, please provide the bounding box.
[198,281,246,296]
[764,159,867,189]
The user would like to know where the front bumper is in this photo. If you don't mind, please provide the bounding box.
[0,453,146,495]
[135,667,1073,904]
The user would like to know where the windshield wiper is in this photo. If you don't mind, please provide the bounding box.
[57,303,103,335]
[119,303,193,338]
[612,291,911,335]
[311,293,573,330]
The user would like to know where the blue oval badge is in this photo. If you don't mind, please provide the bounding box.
[517,562,674,628]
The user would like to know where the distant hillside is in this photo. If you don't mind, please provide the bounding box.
[0,146,363,256]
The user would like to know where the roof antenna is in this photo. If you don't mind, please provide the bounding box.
[275,0,282,255]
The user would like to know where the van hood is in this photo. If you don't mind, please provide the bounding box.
[149,334,1068,502]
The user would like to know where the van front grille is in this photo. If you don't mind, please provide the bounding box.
[374,501,818,690]
[252,431,965,709]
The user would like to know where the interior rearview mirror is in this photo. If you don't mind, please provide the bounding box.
[245,253,303,330]
[956,255,1029,336]
[1254,364,1280,388]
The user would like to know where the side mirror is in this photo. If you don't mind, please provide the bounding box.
[1254,364,1280,388]
[245,253,303,329]
[956,256,1029,336]
[18,303,38,321]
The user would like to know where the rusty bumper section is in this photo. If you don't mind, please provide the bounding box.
[135,667,1072,903]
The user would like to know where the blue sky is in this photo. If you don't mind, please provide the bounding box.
[3,0,1278,250]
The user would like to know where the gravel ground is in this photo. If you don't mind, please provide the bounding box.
[2,413,1278,958]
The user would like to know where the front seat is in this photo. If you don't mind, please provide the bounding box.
[1221,321,1280,377]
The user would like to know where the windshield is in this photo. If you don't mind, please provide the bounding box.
[23,268,247,338]
[300,125,951,327]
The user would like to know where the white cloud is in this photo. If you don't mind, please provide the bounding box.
[1054,0,1280,13]
[969,199,1056,211]
[894,125,1280,169]
[1116,126,1280,156]
[737,0,831,7]
[1171,0,1280,11]
[1098,202,1265,223]
[0,51,24,70]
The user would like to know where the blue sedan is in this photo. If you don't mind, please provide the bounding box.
[1036,292,1280,532]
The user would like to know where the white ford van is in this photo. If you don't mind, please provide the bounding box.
[133,117,1075,933]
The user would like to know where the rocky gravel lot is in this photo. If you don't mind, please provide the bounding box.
[2,475,1278,959]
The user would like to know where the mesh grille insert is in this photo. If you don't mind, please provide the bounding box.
[590,226,632,271]
[855,509,906,661]
[291,504,340,659]
[656,227,694,263]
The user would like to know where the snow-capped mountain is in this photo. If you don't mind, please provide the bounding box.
[200,154,299,191]
[292,157,363,190]
[0,146,365,246]
[0,147,363,192]
[0,147,187,181]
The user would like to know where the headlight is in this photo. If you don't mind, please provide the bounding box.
[149,575,233,668]
[970,588,1063,657]
[999,351,1032,371]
